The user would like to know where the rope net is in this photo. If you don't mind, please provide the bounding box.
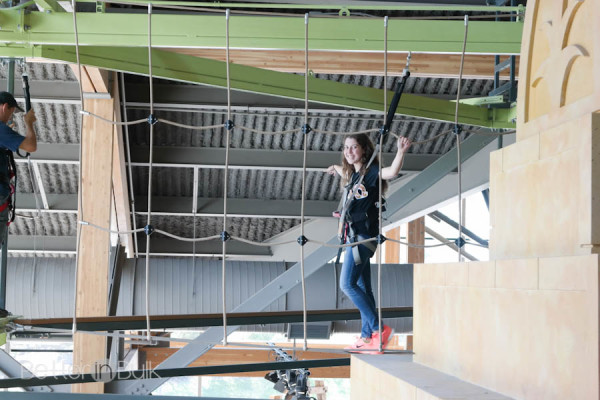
[64,3,494,349]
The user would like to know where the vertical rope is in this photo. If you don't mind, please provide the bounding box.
[454,15,469,262]
[71,0,85,335]
[221,9,232,346]
[144,3,155,342]
[376,15,389,353]
[298,12,310,351]
[119,72,140,257]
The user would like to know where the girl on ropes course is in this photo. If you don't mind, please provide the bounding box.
[327,133,411,353]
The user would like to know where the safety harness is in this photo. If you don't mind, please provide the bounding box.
[334,53,411,265]
[0,149,17,226]
[0,73,32,228]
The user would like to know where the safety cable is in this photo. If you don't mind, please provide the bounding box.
[221,8,232,347]
[119,72,141,256]
[79,111,147,126]
[70,0,85,336]
[454,15,469,262]
[376,15,388,353]
[298,12,310,351]
[77,220,145,234]
[143,2,154,342]
[89,0,523,20]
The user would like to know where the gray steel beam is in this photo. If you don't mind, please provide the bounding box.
[15,143,439,173]
[17,194,337,218]
[0,350,56,392]
[384,133,514,227]
[110,131,498,395]
[129,146,437,173]
[2,79,81,105]
[425,227,478,261]
[429,210,488,247]
[7,235,270,258]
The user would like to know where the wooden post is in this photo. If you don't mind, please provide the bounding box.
[384,226,401,263]
[407,217,425,263]
[72,98,115,393]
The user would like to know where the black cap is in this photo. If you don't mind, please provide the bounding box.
[0,91,24,112]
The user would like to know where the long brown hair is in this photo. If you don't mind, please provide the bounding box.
[340,133,388,193]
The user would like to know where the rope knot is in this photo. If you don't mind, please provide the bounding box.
[301,124,312,135]
[297,235,308,246]
[376,234,387,245]
[225,120,234,131]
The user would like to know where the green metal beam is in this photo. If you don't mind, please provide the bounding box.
[0,9,523,54]
[0,44,514,128]
[33,0,64,12]
[73,1,524,13]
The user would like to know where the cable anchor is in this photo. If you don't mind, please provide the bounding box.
[147,114,158,125]
[225,120,234,131]
[297,235,308,246]
[453,124,462,136]
[376,234,387,244]
[220,231,230,242]
[454,237,465,248]
[144,225,154,236]
[301,124,312,135]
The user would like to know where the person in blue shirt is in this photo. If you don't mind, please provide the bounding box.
[0,91,37,248]
[328,133,411,353]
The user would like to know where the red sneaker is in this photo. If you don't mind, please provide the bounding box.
[344,336,383,354]
[344,337,372,351]
[372,325,394,349]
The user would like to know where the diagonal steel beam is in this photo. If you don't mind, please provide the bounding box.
[109,131,498,395]
[2,45,515,128]
[0,350,57,392]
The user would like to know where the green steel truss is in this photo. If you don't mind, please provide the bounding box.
[0,9,522,53]
[0,8,520,128]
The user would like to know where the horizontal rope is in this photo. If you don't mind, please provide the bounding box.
[158,119,224,131]
[312,127,379,136]
[78,221,146,234]
[230,235,297,247]
[80,110,147,126]
[385,237,449,248]
[310,237,377,249]
[237,126,301,135]
[154,230,221,242]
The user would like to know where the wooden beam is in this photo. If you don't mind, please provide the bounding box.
[167,49,520,79]
[141,347,350,378]
[110,72,134,257]
[407,217,425,263]
[69,66,110,93]
[384,226,401,263]
[72,98,115,394]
